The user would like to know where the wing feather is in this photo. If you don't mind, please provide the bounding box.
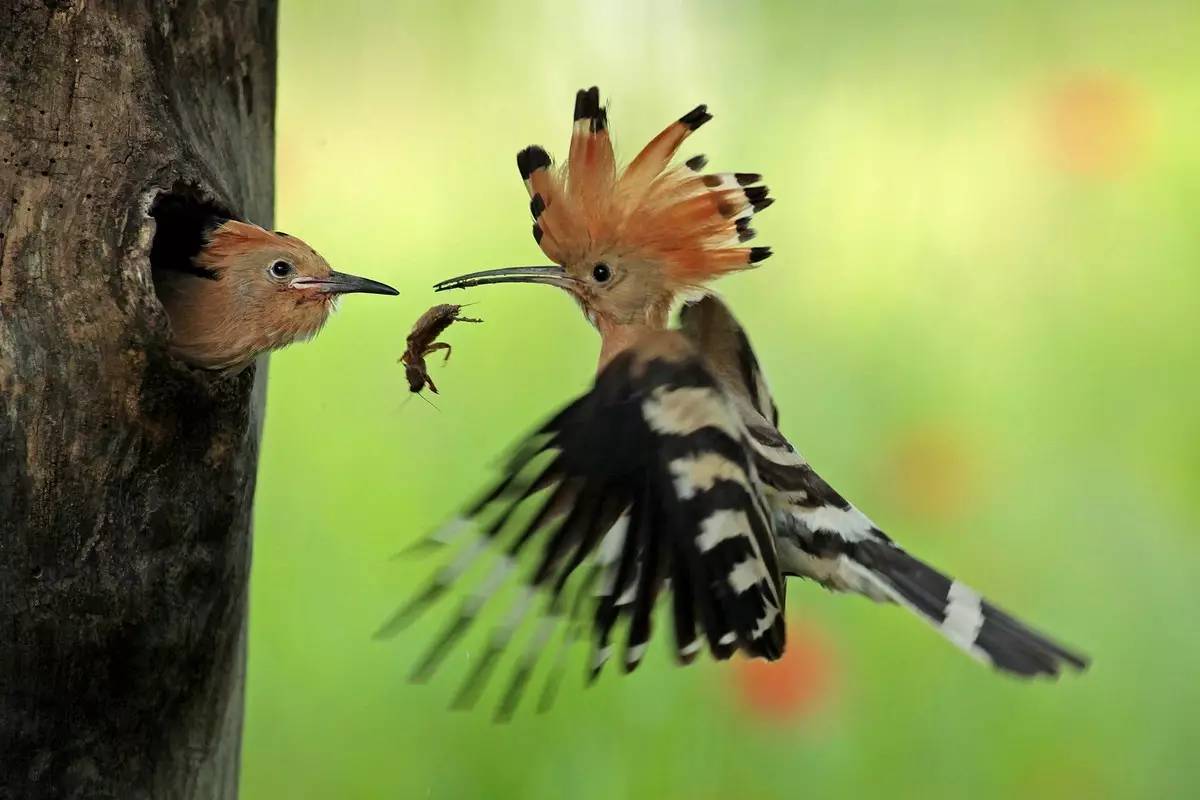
[382,333,787,717]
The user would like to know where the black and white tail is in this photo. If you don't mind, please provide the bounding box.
[750,431,1090,677]
[762,456,1088,677]
[840,538,1088,676]
[682,292,1089,677]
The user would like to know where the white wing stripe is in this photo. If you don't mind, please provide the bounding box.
[625,642,648,667]
[751,607,780,639]
[696,509,753,552]
[728,557,768,594]
[643,386,739,438]
[669,452,749,500]
[793,504,877,543]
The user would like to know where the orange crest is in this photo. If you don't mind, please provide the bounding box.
[518,87,773,287]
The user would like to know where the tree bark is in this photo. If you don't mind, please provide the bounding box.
[0,2,276,797]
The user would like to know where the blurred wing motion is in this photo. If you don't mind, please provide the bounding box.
[380,331,786,719]
[680,294,1090,677]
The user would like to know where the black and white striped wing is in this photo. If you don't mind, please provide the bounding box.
[380,338,786,718]
[679,293,778,427]
[682,294,1090,678]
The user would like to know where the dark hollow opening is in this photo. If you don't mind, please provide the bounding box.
[148,185,233,289]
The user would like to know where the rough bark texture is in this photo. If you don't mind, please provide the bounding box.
[0,2,276,797]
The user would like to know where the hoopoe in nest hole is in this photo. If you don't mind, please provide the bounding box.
[152,199,397,371]
[380,87,1088,720]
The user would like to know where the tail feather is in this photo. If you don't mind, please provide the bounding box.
[846,541,1089,677]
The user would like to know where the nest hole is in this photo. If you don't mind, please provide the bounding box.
[148,185,233,293]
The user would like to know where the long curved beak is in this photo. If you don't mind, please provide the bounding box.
[294,270,398,296]
[434,265,575,292]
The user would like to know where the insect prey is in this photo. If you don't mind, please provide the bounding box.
[400,303,483,394]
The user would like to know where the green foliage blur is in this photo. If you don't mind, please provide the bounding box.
[242,1,1200,797]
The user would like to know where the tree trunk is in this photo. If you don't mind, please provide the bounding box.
[0,2,276,797]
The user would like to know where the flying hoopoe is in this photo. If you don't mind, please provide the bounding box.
[384,87,1088,719]
[151,197,397,371]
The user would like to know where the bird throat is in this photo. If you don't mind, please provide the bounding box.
[596,319,658,373]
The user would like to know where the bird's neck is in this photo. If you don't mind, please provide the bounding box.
[595,303,671,372]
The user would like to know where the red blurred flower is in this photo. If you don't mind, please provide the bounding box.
[730,622,837,723]
[877,422,979,525]
[1041,73,1147,177]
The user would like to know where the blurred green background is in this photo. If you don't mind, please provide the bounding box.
[242,1,1200,797]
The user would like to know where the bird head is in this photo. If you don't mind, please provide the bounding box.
[435,86,772,365]
[156,220,397,370]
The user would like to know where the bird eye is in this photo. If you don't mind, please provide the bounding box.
[592,263,611,283]
[269,260,294,278]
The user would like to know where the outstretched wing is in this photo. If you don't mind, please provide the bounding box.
[681,294,1090,678]
[380,332,786,719]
